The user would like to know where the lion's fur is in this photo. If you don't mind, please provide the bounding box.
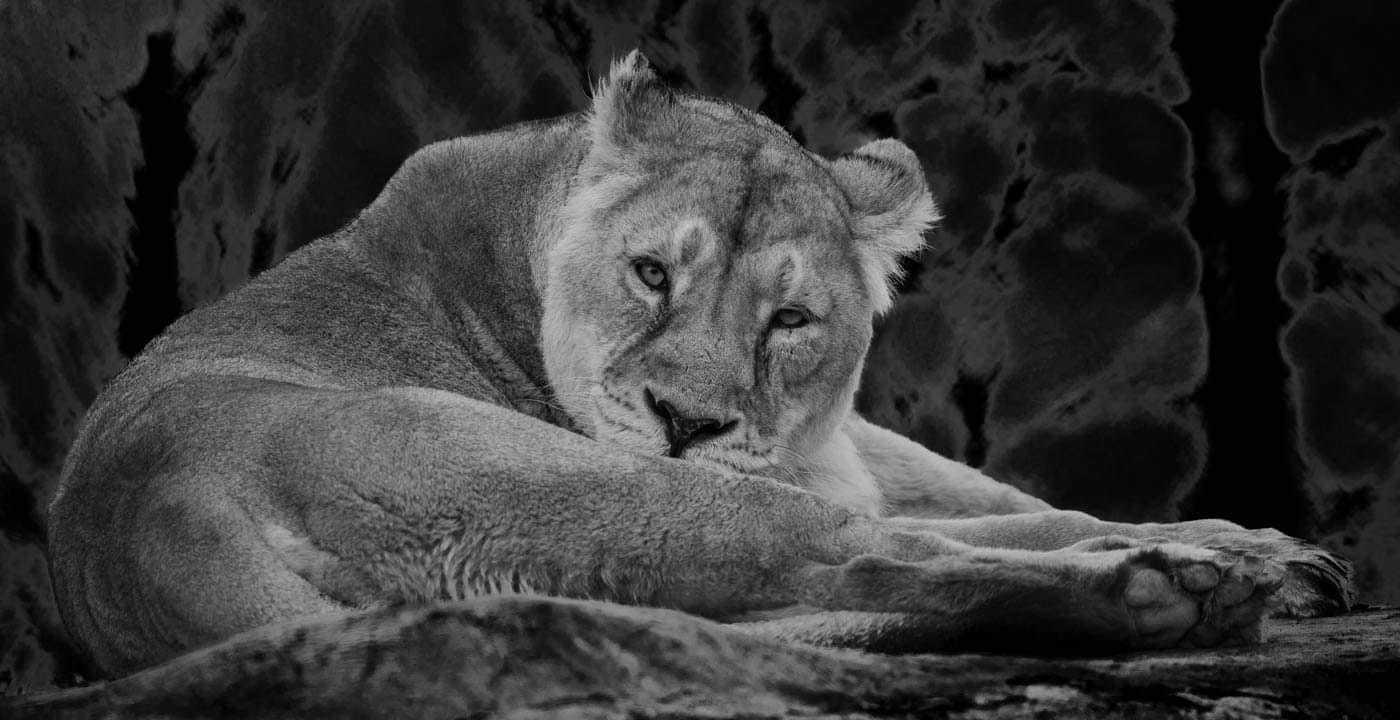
[47,51,1351,679]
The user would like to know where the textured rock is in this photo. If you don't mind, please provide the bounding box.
[1264,0,1400,605]
[845,0,1207,525]
[4,599,1398,719]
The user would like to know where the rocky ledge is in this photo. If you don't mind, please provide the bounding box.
[4,598,1397,719]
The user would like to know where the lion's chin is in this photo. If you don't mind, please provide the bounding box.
[686,451,794,482]
[686,453,744,475]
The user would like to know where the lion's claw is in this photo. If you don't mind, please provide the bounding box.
[1195,531,1354,618]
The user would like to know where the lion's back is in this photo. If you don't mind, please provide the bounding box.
[46,114,593,673]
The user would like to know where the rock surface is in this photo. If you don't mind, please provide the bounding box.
[5,599,1398,719]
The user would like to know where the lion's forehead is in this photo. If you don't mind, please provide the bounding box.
[653,214,857,289]
[619,167,848,260]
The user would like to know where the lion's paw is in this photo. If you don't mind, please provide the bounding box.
[1118,544,1284,649]
[1180,529,1355,618]
[1139,521,1355,618]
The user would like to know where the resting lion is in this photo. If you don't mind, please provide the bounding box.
[48,51,1352,678]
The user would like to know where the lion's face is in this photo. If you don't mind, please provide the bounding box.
[544,152,874,480]
[540,52,936,488]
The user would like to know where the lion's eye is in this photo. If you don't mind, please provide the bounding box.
[633,260,669,291]
[772,307,809,329]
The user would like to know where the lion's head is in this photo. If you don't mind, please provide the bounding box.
[541,52,937,510]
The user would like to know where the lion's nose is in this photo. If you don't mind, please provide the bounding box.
[644,388,738,457]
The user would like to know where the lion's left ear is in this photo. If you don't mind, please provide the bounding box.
[829,139,940,315]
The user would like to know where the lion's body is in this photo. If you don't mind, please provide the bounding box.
[48,53,1352,678]
[49,116,595,671]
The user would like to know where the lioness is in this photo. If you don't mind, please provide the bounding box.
[48,51,1352,677]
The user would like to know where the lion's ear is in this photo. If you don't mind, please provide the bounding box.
[830,139,940,315]
[587,50,665,159]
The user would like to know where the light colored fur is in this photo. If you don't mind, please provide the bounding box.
[47,51,1350,678]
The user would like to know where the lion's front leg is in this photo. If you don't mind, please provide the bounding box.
[234,385,1305,656]
[845,414,1353,618]
[799,532,1284,651]
[894,511,1354,618]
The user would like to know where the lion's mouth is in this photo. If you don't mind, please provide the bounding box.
[592,406,795,481]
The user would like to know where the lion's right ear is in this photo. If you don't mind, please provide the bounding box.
[587,50,665,160]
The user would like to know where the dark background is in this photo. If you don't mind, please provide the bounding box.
[2,0,1398,694]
